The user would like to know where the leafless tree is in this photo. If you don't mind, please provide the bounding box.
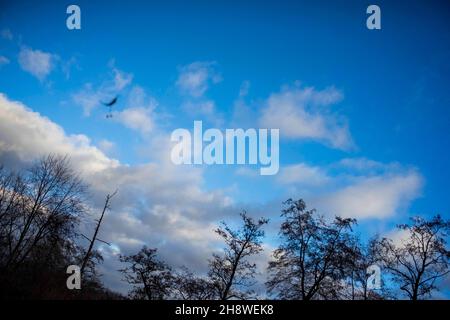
[208,211,268,300]
[80,191,116,276]
[266,199,356,300]
[0,155,113,298]
[172,266,216,300]
[0,155,87,272]
[119,246,174,300]
[378,215,450,300]
[342,236,392,300]
[0,166,26,264]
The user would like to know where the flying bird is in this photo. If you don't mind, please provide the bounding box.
[102,96,118,107]
[101,95,118,118]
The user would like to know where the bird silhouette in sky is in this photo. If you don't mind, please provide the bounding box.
[101,95,118,118]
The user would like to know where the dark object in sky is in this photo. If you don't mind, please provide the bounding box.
[102,96,118,107]
[101,96,118,118]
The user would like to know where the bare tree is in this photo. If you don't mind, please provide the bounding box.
[119,246,173,300]
[266,199,356,300]
[0,166,26,264]
[80,191,116,276]
[172,266,216,300]
[0,155,87,272]
[378,215,450,300]
[208,211,268,300]
[0,156,113,298]
[342,236,392,300]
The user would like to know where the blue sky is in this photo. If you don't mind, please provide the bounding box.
[0,0,449,296]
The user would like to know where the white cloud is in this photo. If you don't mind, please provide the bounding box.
[61,56,79,80]
[112,66,133,91]
[72,63,133,116]
[384,228,411,246]
[114,107,154,134]
[259,84,353,150]
[0,93,118,174]
[18,46,56,81]
[278,159,423,220]
[72,84,103,116]
[113,86,157,134]
[98,139,116,154]
[176,61,221,97]
[278,163,330,186]
[182,100,215,116]
[315,172,422,219]
[0,93,237,293]
[180,99,224,126]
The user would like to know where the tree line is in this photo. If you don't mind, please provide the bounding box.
[0,156,449,300]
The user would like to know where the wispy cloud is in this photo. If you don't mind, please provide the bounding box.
[72,62,133,116]
[239,80,251,97]
[278,163,330,186]
[18,46,57,81]
[316,172,422,219]
[61,56,79,80]
[176,61,221,97]
[259,83,354,150]
[98,139,116,155]
[0,56,10,67]
[180,99,224,126]
[278,159,422,220]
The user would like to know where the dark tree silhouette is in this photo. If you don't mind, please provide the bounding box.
[119,246,173,300]
[208,211,268,300]
[172,266,216,300]
[0,155,86,272]
[378,215,450,300]
[343,236,391,300]
[1,155,449,301]
[266,199,356,300]
[80,191,116,276]
[0,155,114,299]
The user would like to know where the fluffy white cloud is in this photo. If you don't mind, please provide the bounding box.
[279,159,422,220]
[0,93,236,293]
[316,172,422,219]
[114,107,154,134]
[259,84,353,150]
[176,61,221,97]
[112,86,157,134]
[0,93,118,173]
[18,47,56,81]
[98,139,116,154]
